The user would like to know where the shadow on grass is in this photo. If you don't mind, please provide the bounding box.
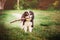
[47,32,60,40]
[0,22,9,40]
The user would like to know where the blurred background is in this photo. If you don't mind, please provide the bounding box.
[0,0,60,40]
[0,0,60,10]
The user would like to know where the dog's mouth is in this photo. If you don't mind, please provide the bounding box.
[26,18,31,20]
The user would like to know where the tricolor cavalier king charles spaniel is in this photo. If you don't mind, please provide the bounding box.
[21,11,34,32]
[10,11,34,32]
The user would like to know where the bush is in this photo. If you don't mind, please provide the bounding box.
[17,0,38,9]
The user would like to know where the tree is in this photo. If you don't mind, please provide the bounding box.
[3,0,16,10]
[0,0,6,10]
[16,0,20,10]
[19,0,38,9]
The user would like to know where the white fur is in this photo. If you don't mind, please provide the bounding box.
[23,21,32,32]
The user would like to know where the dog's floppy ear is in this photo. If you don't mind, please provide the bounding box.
[21,11,29,19]
[21,11,29,25]
[29,11,34,19]
[29,11,34,27]
[21,12,26,21]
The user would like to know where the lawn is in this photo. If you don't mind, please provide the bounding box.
[0,10,60,40]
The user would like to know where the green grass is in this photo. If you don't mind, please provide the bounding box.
[0,10,60,40]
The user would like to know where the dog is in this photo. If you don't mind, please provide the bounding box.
[10,11,34,32]
[21,11,34,32]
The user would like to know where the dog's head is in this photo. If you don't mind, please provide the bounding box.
[21,11,34,20]
[21,11,34,25]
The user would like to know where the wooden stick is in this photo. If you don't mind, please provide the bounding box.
[10,19,21,23]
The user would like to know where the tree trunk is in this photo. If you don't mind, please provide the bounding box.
[17,0,20,10]
[0,0,6,10]
[4,0,17,10]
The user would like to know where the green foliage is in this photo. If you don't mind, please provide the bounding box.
[19,0,38,9]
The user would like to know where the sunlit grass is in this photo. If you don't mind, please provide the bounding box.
[0,10,60,40]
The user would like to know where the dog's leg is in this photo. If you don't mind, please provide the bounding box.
[29,26,33,32]
[28,22,33,32]
[23,25,27,32]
